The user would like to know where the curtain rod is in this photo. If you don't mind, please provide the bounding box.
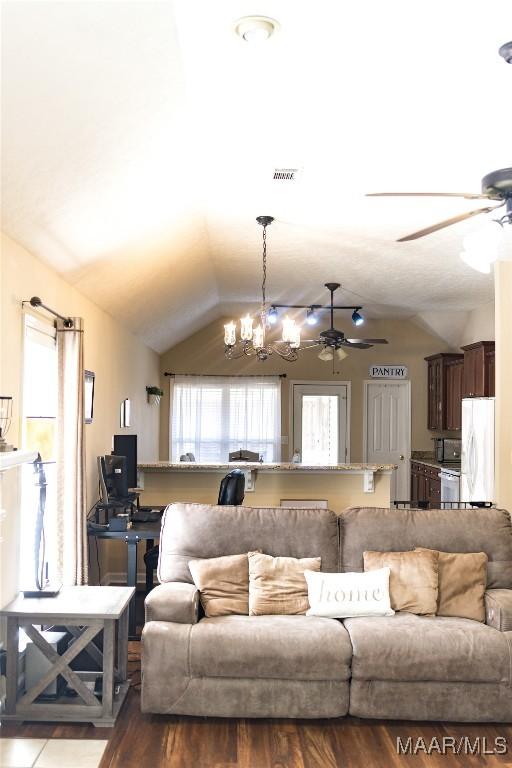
[22,297,74,327]
[164,372,287,379]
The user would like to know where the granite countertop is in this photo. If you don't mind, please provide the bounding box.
[138,461,397,472]
[411,452,461,473]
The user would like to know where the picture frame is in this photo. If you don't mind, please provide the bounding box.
[84,370,95,424]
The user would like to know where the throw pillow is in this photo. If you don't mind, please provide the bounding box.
[248,551,321,615]
[305,567,395,618]
[188,552,253,617]
[363,549,438,615]
[416,547,487,622]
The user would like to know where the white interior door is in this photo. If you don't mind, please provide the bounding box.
[292,383,349,465]
[364,381,411,502]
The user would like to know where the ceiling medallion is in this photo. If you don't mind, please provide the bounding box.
[223,218,389,363]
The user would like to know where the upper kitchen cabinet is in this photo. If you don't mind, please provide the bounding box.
[445,356,464,431]
[425,353,464,431]
[461,341,495,398]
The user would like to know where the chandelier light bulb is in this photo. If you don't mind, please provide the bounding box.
[253,324,265,349]
[289,325,301,349]
[240,315,254,341]
[224,322,236,346]
[281,316,297,344]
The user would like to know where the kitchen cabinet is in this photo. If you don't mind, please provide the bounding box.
[424,353,464,431]
[411,461,442,507]
[445,357,464,431]
[461,341,495,398]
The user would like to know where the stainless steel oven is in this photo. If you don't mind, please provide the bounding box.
[439,468,461,508]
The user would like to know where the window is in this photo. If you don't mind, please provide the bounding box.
[171,375,281,463]
[20,313,58,589]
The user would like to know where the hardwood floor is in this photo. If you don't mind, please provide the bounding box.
[2,642,512,767]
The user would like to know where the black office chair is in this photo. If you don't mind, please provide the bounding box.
[143,470,246,593]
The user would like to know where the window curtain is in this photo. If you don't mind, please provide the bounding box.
[171,375,281,463]
[56,317,87,585]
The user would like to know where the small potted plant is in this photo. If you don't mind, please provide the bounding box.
[146,386,164,406]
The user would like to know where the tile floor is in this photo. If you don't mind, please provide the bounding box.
[0,739,107,768]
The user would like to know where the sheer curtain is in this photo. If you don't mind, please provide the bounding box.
[171,376,281,463]
[56,317,87,585]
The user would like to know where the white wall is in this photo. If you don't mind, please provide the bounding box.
[459,302,495,346]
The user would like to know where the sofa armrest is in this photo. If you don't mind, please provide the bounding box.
[145,582,199,624]
[485,589,512,631]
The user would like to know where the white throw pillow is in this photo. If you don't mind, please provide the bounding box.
[305,567,395,618]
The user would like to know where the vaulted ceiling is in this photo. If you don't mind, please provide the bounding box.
[2,1,509,352]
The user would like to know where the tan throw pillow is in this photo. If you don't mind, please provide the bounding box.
[416,548,487,622]
[248,551,321,616]
[188,553,253,617]
[363,549,438,615]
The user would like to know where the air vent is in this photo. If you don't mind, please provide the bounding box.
[273,168,300,181]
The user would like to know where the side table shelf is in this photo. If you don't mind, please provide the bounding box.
[0,585,135,727]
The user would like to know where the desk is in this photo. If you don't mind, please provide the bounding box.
[88,521,161,638]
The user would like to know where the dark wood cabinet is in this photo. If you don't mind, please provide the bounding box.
[425,353,464,431]
[461,341,495,397]
[445,357,464,431]
[411,461,442,507]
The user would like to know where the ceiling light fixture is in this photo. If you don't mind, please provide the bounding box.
[351,309,364,326]
[306,307,320,326]
[499,41,512,64]
[267,306,278,324]
[235,16,279,42]
[224,231,389,363]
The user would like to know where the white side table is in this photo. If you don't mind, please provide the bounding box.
[0,585,134,727]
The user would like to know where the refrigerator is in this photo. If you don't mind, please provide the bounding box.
[461,398,495,503]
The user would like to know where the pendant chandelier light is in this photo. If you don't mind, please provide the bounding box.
[224,216,302,361]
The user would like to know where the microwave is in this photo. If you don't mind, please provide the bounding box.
[434,437,461,464]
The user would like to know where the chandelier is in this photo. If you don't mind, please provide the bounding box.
[224,216,303,362]
[223,217,389,363]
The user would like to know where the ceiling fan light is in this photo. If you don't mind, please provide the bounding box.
[336,348,348,361]
[318,347,333,361]
[282,316,297,343]
[351,309,364,327]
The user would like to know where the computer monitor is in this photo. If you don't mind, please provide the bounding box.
[98,455,129,502]
[113,434,137,488]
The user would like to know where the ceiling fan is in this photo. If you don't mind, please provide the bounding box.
[303,283,388,360]
[367,167,512,242]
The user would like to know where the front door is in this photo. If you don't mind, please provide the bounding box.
[292,382,349,465]
[364,380,411,503]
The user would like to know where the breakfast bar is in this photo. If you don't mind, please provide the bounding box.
[137,462,396,513]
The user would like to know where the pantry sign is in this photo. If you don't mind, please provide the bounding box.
[369,364,408,379]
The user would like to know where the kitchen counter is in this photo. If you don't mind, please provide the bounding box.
[138,461,396,473]
[137,462,396,513]
[411,454,460,474]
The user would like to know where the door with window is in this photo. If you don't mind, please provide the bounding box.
[364,380,411,503]
[292,382,349,465]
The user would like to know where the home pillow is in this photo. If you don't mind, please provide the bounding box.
[416,547,488,622]
[363,549,438,615]
[305,567,395,618]
[188,553,254,617]
[248,551,321,615]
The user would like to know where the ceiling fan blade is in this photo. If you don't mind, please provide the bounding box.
[397,205,502,242]
[346,338,388,344]
[366,192,490,200]
[340,340,372,349]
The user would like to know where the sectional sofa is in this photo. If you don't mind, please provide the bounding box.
[141,502,512,721]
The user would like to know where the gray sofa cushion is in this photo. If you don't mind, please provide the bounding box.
[340,506,512,588]
[189,615,352,681]
[344,612,512,683]
[158,503,339,584]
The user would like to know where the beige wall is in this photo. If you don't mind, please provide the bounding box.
[495,262,512,513]
[159,315,454,462]
[460,302,495,346]
[0,232,160,586]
